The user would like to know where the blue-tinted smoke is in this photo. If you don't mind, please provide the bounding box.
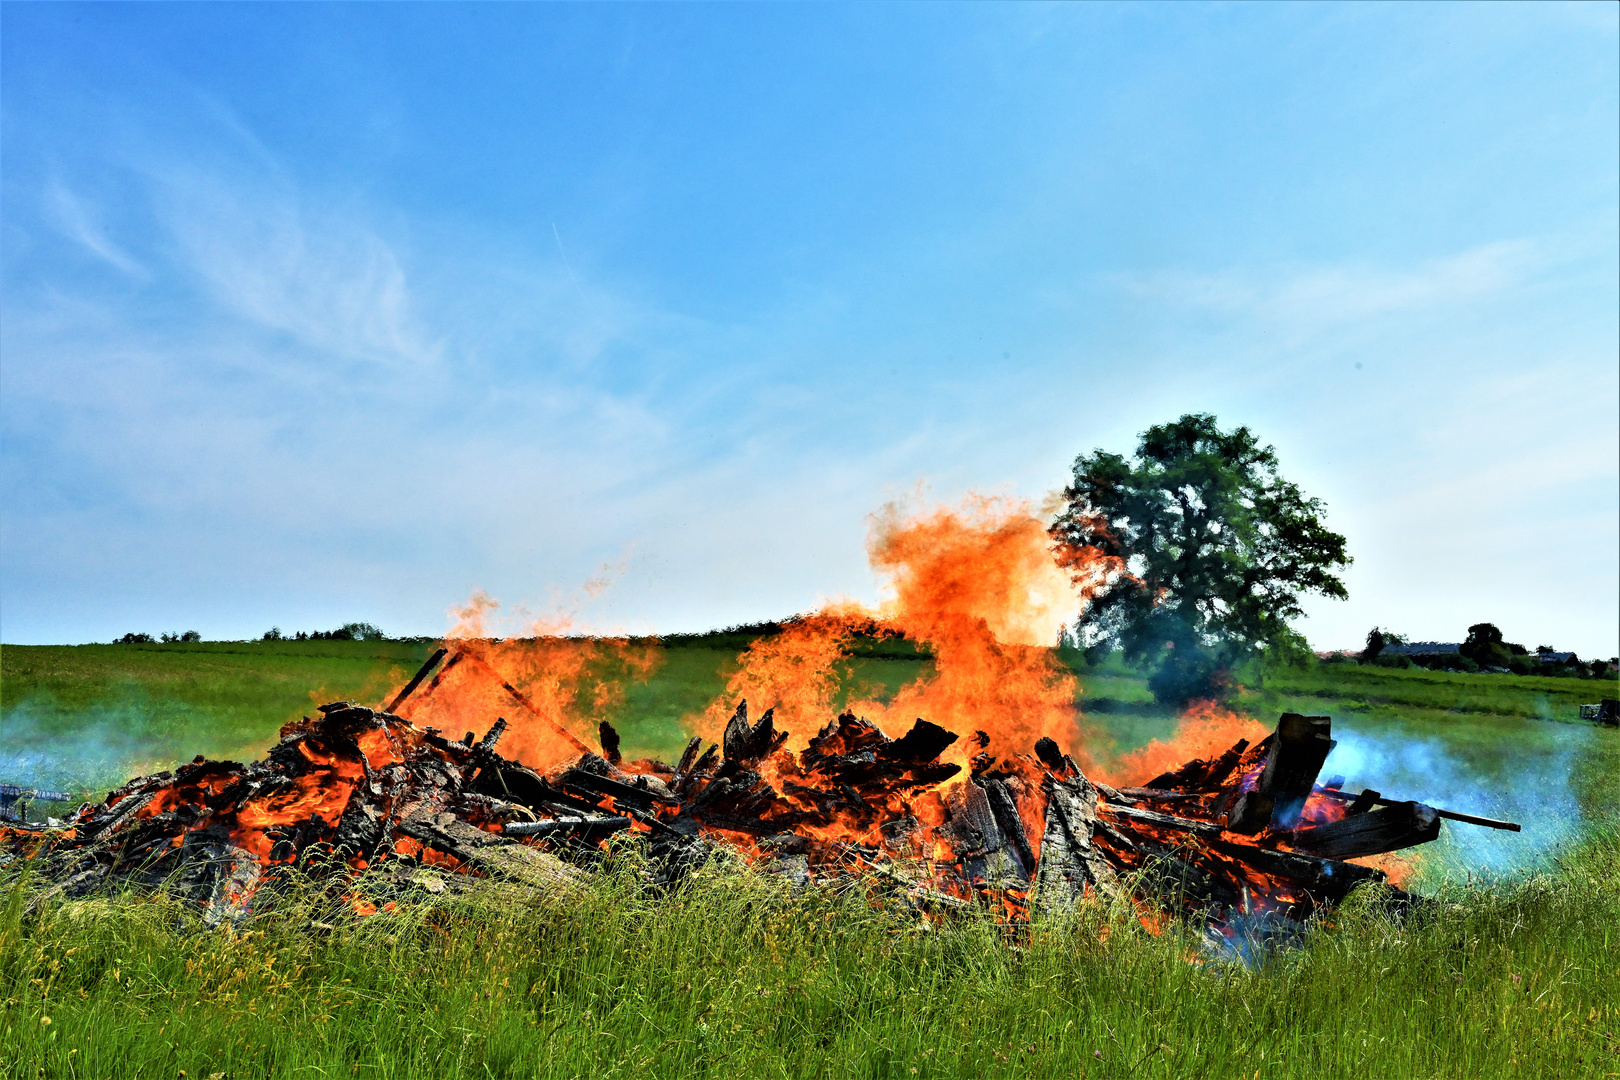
[1322,720,1596,885]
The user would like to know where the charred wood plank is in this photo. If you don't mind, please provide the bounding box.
[946,781,1024,885]
[1290,801,1442,859]
[381,648,448,714]
[398,807,577,888]
[721,701,788,766]
[559,769,677,810]
[1346,788,1380,815]
[1098,804,1223,839]
[1224,790,1275,835]
[1116,787,1204,803]
[675,737,703,776]
[1208,838,1384,903]
[982,778,1036,880]
[1035,772,1119,910]
[1253,714,1336,828]
[1315,788,1521,832]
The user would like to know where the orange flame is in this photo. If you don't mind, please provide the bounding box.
[385,592,662,771]
[1100,701,1270,788]
[689,495,1109,777]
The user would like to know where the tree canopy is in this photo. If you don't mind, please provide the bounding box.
[1050,413,1351,704]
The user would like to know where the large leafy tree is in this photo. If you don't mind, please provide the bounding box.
[1050,414,1351,704]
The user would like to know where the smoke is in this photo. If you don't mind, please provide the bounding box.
[0,691,262,799]
[1322,720,1597,885]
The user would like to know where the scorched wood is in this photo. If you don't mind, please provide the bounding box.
[1226,714,1335,832]
[1290,801,1442,859]
[1034,772,1119,910]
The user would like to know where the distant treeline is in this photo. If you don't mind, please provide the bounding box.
[1329,623,1618,680]
[111,623,432,645]
[653,616,932,659]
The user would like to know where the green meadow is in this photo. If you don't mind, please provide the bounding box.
[2,637,1618,1078]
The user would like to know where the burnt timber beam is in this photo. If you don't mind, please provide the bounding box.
[381,648,448,715]
[1098,803,1224,839]
[1314,787,1521,831]
[1227,714,1335,832]
[1290,801,1442,859]
[503,816,633,841]
[1208,838,1384,902]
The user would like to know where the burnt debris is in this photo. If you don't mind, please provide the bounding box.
[2,694,1515,941]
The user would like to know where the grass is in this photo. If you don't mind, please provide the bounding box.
[2,829,1616,1080]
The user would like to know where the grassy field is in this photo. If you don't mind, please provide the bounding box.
[2,636,1618,1078]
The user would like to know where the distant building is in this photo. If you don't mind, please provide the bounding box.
[1536,650,1577,665]
[1385,642,1460,657]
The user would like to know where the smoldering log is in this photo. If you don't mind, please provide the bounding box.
[1290,801,1442,859]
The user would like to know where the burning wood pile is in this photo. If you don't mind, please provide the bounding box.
[1,647,1518,940]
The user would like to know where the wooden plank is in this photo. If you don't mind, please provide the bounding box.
[1208,838,1384,902]
[1290,801,1441,859]
[982,778,1036,880]
[503,816,633,841]
[1034,772,1119,911]
[1252,714,1335,828]
[1098,803,1223,838]
[1315,788,1521,832]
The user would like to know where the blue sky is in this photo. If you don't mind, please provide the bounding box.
[2,2,1616,656]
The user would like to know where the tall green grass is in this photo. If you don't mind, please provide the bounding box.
[3,830,1616,1080]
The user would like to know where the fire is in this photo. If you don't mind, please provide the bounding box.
[394,592,662,771]
[1100,701,1270,789]
[693,496,1107,780]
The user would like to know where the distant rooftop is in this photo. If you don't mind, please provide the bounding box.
[1386,641,1461,656]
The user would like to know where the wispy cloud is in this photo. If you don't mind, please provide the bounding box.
[43,181,145,277]
[1114,239,1544,329]
[146,167,443,370]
